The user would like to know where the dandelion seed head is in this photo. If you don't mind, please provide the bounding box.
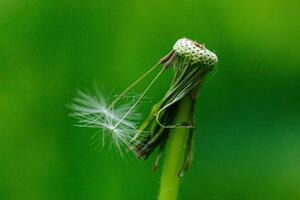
[173,38,218,66]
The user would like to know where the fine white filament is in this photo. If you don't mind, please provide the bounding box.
[70,63,163,153]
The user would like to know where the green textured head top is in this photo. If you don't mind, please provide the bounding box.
[173,38,218,67]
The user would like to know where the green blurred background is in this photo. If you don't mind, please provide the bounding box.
[1,0,299,199]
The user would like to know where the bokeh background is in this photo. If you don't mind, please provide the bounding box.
[1,0,299,199]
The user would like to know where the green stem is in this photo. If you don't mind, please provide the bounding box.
[158,95,192,200]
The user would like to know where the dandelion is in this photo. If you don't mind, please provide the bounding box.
[70,37,218,200]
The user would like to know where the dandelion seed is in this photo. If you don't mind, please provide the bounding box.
[70,59,163,154]
[70,91,141,153]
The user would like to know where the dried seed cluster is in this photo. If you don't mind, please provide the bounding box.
[173,38,218,66]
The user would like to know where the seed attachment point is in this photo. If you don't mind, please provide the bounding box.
[173,38,218,67]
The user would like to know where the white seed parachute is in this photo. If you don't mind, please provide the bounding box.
[70,91,141,154]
